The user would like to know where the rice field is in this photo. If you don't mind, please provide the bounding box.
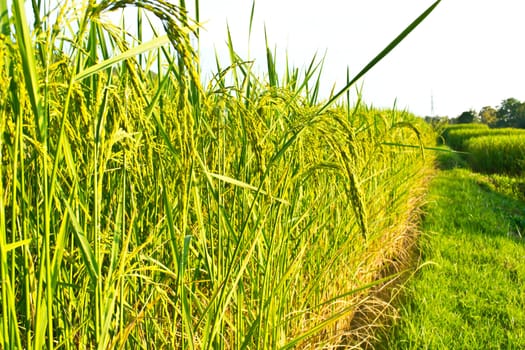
[442,124,525,175]
[465,135,525,175]
[442,125,525,151]
[0,0,439,348]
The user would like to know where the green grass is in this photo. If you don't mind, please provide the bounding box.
[439,123,488,145]
[487,174,525,203]
[442,125,525,151]
[440,122,488,134]
[440,124,525,175]
[380,150,525,349]
[465,134,525,175]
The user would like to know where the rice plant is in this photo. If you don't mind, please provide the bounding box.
[440,123,488,145]
[443,125,525,151]
[0,0,439,348]
[465,135,525,175]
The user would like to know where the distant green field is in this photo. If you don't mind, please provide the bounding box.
[443,125,525,151]
[466,134,525,175]
[442,124,525,175]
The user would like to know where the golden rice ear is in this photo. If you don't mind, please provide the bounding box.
[89,0,202,92]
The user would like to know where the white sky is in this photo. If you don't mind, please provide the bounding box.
[192,0,525,118]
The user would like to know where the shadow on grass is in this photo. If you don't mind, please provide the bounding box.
[374,148,525,349]
[425,168,525,243]
[433,147,468,170]
[430,146,525,242]
[435,145,525,202]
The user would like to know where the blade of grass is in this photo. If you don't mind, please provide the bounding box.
[319,0,441,113]
[75,35,171,82]
[206,172,290,205]
[0,0,9,35]
[12,0,44,140]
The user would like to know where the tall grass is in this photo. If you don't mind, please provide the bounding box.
[442,124,525,175]
[465,135,525,175]
[440,123,488,145]
[443,125,525,151]
[0,0,439,348]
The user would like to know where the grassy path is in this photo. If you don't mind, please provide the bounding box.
[380,155,525,349]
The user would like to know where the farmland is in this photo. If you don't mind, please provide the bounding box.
[0,0,442,348]
[5,0,525,348]
[381,147,525,349]
[442,124,525,175]
[380,123,525,348]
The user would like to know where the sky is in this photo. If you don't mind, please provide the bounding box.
[189,0,525,118]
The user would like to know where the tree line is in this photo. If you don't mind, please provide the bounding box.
[455,98,525,128]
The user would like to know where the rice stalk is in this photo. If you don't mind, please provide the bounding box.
[0,0,440,348]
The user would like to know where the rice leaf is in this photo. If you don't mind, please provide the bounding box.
[319,0,441,112]
[75,35,170,82]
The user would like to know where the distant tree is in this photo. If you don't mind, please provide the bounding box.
[479,106,497,126]
[515,102,525,128]
[496,98,522,127]
[456,109,477,124]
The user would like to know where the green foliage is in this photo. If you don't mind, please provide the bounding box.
[496,97,525,128]
[443,124,489,130]
[457,97,525,129]
[440,123,488,139]
[465,134,525,175]
[0,0,441,348]
[381,168,525,349]
[487,174,525,203]
[443,125,524,151]
[441,124,489,150]
[456,109,477,124]
[479,105,497,126]
[433,146,468,170]
[441,124,525,175]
